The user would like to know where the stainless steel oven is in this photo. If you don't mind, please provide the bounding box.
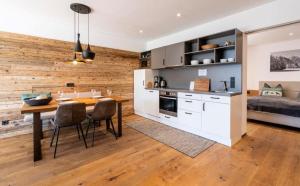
[159,90,177,117]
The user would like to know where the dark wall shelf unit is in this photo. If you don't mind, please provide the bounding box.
[140,50,151,68]
[144,28,243,69]
[184,29,242,66]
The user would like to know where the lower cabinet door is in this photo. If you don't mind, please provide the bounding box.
[144,90,159,117]
[202,101,230,138]
[178,109,201,134]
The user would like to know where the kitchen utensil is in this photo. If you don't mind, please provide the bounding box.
[203,59,212,64]
[160,80,167,88]
[194,78,210,92]
[228,58,235,62]
[220,59,228,63]
[201,44,218,50]
[190,60,199,65]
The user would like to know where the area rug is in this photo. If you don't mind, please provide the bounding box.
[126,119,215,158]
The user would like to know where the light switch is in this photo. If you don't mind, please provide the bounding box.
[198,69,207,76]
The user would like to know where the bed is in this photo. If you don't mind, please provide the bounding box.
[247,81,300,128]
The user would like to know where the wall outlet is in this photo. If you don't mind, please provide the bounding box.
[230,77,235,88]
[65,83,75,87]
[198,69,207,76]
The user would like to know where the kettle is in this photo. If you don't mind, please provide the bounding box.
[160,80,167,88]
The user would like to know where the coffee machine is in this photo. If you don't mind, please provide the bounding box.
[154,76,160,88]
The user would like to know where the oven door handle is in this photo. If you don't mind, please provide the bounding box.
[159,96,177,100]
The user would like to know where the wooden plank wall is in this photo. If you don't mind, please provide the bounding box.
[0,31,140,121]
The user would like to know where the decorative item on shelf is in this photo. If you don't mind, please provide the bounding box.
[201,44,218,50]
[220,59,228,63]
[194,78,210,92]
[190,59,199,65]
[228,58,235,62]
[223,40,235,46]
[67,3,95,65]
[203,59,212,64]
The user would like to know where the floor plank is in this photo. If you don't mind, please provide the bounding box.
[0,114,300,186]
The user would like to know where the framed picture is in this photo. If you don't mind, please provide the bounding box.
[270,49,300,72]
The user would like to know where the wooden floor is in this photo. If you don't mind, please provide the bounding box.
[1,114,300,186]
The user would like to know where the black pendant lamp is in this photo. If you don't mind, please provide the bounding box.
[69,3,95,64]
[82,13,95,61]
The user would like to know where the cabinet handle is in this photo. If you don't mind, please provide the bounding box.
[165,116,170,119]
[185,94,193,97]
[149,91,153,93]
[185,112,192,115]
[203,102,205,111]
[185,100,192,103]
[210,97,220,99]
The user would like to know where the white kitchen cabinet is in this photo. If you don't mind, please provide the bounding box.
[177,109,202,134]
[134,69,158,116]
[144,90,159,117]
[201,101,230,138]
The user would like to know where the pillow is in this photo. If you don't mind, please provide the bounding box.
[21,92,51,101]
[261,83,283,97]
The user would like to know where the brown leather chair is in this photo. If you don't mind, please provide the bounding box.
[86,99,117,146]
[50,102,87,158]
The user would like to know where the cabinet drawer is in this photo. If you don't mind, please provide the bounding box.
[178,98,202,113]
[178,92,202,100]
[178,110,202,131]
[202,95,230,104]
[160,114,178,124]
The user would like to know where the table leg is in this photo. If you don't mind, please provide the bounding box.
[117,102,122,137]
[39,119,43,139]
[33,112,42,161]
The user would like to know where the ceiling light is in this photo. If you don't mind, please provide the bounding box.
[139,30,143,34]
[176,13,181,17]
[289,32,294,36]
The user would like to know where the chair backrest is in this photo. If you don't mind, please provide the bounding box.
[91,99,116,121]
[54,102,86,127]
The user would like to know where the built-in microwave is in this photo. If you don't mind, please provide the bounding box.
[159,90,177,117]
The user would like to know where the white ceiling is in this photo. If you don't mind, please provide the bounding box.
[247,23,300,46]
[0,0,274,51]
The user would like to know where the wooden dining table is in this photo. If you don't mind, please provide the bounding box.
[20,96,129,162]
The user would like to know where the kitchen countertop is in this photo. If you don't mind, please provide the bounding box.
[145,87,242,97]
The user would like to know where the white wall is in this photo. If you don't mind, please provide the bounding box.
[146,0,300,50]
[247,39,300,90]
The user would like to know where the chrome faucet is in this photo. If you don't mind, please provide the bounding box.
[220,81,228,92]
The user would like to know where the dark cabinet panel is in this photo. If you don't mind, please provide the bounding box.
[165,42,184,67]
[151,47,165,69]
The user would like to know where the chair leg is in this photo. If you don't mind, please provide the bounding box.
[92,120,96,147]
[50,127,57,147]
[86,119,91,138]
[54,127,60,159]
[110,119,118,140]
[76,124,80,140]
[78,123,88,148]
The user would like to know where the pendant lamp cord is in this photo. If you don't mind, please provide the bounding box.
[77,12,80,39]
[88,13,90,45]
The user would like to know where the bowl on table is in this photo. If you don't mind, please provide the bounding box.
[24,97,52,106]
